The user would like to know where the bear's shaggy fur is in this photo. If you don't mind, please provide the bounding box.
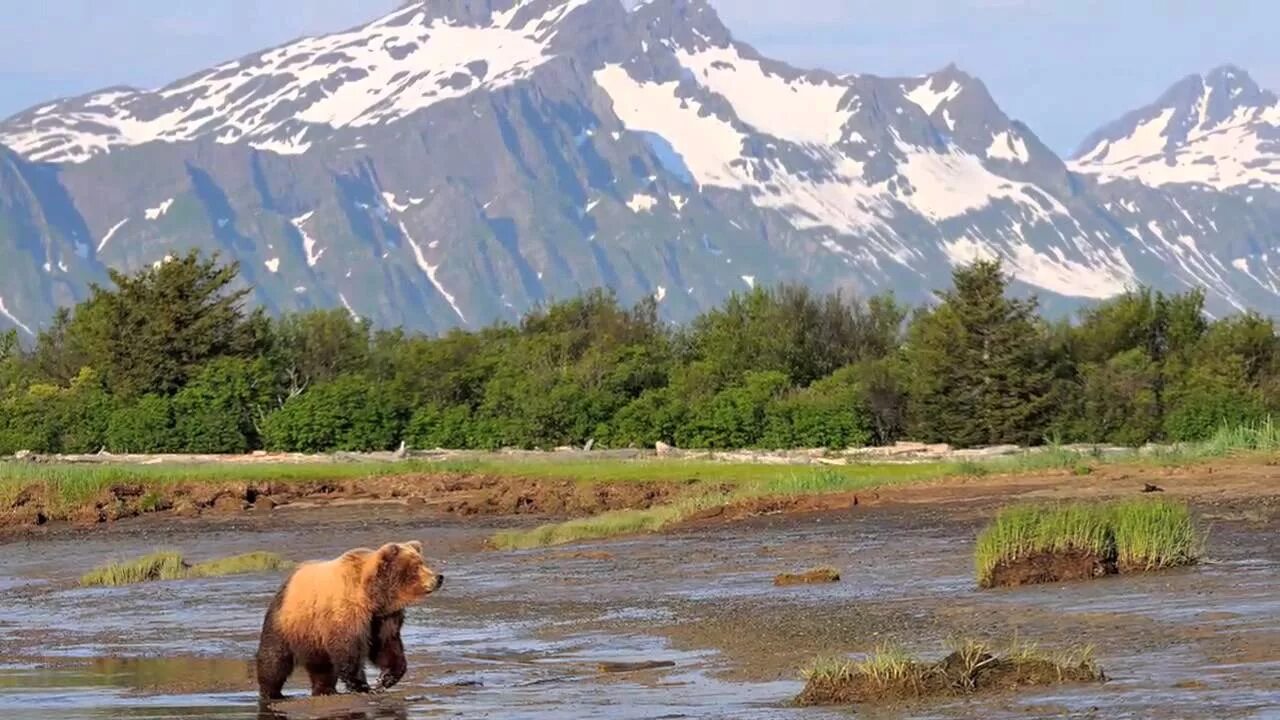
[255,541,442,700]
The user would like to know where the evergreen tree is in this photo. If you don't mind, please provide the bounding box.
[905,260,1053,446]
[36,250,266,398]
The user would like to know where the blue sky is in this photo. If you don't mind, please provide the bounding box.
[2,0,1276,155]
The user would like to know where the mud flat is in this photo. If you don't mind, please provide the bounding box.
[0,464,1276,719]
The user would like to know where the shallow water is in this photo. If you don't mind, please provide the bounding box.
[1,503,1277,719]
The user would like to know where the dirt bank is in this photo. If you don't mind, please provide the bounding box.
[4,456,1277,540]
[0,474,675,536]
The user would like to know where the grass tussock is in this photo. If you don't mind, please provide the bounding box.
[974,498,1201,587]
[79,550,291,587]
[774,566,842,586]
[796,638,1103,706]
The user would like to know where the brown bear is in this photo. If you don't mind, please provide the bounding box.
[255,541,442,700]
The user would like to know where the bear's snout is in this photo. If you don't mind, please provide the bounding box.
[430,573,444,591]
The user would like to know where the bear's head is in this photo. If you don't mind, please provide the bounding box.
[364,541,443,614]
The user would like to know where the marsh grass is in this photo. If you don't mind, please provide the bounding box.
[79,551,190,587]
[491,464,947,549]
[800,655,856,685]
[188,551,293,578]
[1110,499,1202,571]
[79,550,291,587]
[854,643,918,687]
[5,418,1271,539]
[974,498,1200,586]
[796,638,1104,706]
[491,492,732,550]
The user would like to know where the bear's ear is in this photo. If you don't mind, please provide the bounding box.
[376,543,401,565]
[404,541,423,554]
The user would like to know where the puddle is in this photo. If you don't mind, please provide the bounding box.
[0,503,1276,719]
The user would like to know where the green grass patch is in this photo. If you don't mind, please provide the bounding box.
[79,550,292,587]
[974,498,1201,587]
[491,464,950,550]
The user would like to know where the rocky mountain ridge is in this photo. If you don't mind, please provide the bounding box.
[1,0,1277,339]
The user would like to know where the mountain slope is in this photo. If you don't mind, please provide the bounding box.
[1,0,1278,338]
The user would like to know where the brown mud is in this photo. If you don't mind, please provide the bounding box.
[985,550,1116,588]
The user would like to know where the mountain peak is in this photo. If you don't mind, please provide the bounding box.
[0,0,614,164]
[1070,64,1280,190]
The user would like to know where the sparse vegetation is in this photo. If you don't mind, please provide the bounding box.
[79,550,291,587]
[774,566,841,586]
[795,638,1104,706]
[974,499,1201,587]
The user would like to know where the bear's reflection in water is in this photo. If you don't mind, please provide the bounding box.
[258,703,409,720]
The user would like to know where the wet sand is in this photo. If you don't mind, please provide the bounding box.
[1,468,1277,719]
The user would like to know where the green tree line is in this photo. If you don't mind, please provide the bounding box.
[1,251,1275,454]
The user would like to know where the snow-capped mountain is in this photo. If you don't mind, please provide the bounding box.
[1,0,1278,340]
[1070,65,1280,192]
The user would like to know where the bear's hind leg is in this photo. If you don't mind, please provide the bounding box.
[255,633,293,701]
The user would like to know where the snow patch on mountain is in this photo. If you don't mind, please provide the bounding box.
[986,130,1029,163]
[97,218,129,253]
[399,219,465,323]
[144,199,174,220]
[904,77,962,115]
[675,46,851,144]
[291,212,324,267]
[338,292,358,320]
[626,193,658,212]
[0,296,33,336]
[945,235,1134,299]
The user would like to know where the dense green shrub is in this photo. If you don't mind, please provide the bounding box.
[106,395,176,453]
[261,375,405,452]
[406,404,475,450]
[677,371,790,448]
[763,367,873,449]
[1163,358,1268,442]
[172,358,273,453]
[1077,349,1162,446]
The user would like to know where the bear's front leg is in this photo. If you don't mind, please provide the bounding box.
[336,658,371,694]
[369,611,407,689]
[328,633,372,694]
